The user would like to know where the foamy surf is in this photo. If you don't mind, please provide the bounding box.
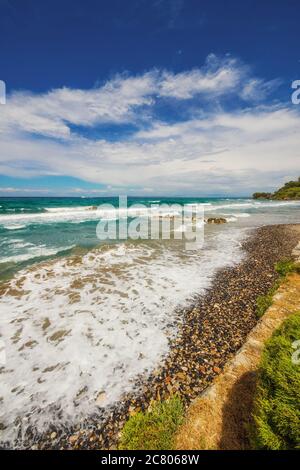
[0,205,182,228]
[0,228,245,446]
[1,199,299,230]
[3,225,27,230]
[1,196,300,447]
[0,245,76,264]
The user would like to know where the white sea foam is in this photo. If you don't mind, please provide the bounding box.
[0,205,181,228]
[1,208,100,226]
[206,200,300,211]
[45,206,95,213]
[0,245,75,264]
[223,212,250,218]
[8,241,34,249]
[0,228,246,445]
[1,200,299,229]
[3,224,26,230]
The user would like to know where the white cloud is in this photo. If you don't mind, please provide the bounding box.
[159,56,241,99]
[0,187,51,193]
[1,104,299,195]
[240,78,282,102]
[0,55,296,195]
[0,72,157,138]
[0,55,278,140]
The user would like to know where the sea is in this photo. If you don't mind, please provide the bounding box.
[1,196,300,445]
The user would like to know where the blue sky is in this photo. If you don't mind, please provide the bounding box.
[0,0,299,196]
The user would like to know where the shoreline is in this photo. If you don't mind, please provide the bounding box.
[2,223,300,449]
[175,264,300,449]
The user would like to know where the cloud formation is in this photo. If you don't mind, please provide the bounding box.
[0,54,297,195]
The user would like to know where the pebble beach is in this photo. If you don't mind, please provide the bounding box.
[13,223,299,450]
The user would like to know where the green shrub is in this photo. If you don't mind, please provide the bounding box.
[275,259,297,277]
[253,192,272,200]
[256,293,274,319]
[256,260,300,319]
[256,279,281,319]
[252,312,300,449]
[119,396,184,450]
[253,177,300,200]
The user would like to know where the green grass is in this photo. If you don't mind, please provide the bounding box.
[256,259,300,319]
[275,259,300,277]
[256,279,281,319]
[252,312,300,449]
[119,396,184,450]
[256,293,275,319]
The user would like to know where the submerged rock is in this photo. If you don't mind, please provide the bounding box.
[206,217,227,224]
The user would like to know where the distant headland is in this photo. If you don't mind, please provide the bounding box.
[253,177,300,200]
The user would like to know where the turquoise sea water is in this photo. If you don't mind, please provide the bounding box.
[1,196,300,446]
[1,196,300,279]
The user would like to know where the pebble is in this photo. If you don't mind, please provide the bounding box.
[18,224,300,451]
[68,434,78,445]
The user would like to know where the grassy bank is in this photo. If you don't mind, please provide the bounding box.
[119,397,184,450]
[256,259,300,319]
[252,312,300,449]
[119,258,300,451]
[246,259,300,449]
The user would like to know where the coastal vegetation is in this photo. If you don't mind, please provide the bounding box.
[119,396,184,450]
[252,192,273,200]
[256,259,300,319]
[253,177,300,200]
[120,258,300,451]
[252,312,300,449]
[119,255,300,451]
[118,230,300,452]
